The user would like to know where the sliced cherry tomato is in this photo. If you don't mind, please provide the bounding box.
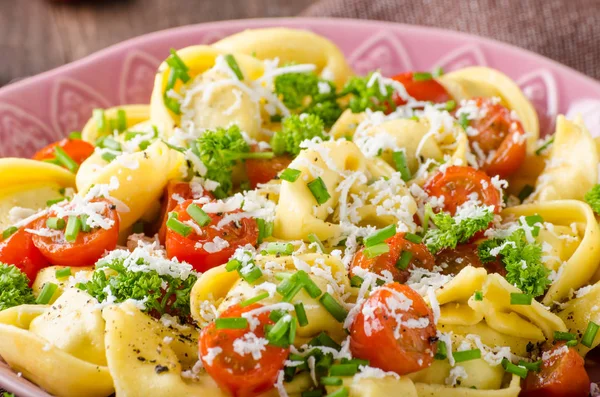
[33,138,95,166]
[0,224,49,284]
[199,303,289,397]
[156,181,213,244]
[424,166,502,215]
[436,243,505,276]
[521,343,589,397]
[462,97,527,178]
[349,282,437,375]
[392,72,451,106]
[31,198,119,267]
[165,199,259,272]
[351,232,435,283]
[245,155,292,189]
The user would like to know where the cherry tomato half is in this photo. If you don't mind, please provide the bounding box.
[349,282,437,375]
[351,232,435,283]
[199,303,289,397]
[165,199,259,272]
[424,166,502,215]
[462,98,527,178]
[436,243,505,276]
[33,138,95,167]
[521,343,589,397]
[31,198,119,267]
[392,72,451,106]
[245,155,292,189]
[0,224,49,284]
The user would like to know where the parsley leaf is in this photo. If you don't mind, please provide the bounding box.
[424,206,494,254]
[478,229,550,297]
[340,72,396,113]
[270,114,329,157]
[0,263,35,311]
[585,184,600,214]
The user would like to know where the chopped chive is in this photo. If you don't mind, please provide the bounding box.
[55,267,72,279]
[297,271,322,298]
[46,217,66,230]
[270,114,283,123]
[277,276,297,297]
[474,291,483,301]
[240,264,263,284]
[363,242,389,258]
[265,242,294,255]
[365,224,396,247]
[445,100,457,111]
[435,340,447,360]
[518,360,541,372]
[410,115,419,121]
[166,212,193,237]
[326,387,348,397]
[523,214,543,237]
[93,109,107,134]
[269,310,285,323]
[280,168,302,183]
[2,226,18,240]
[320,377,342,386]
[132,221,144,234]
[165,67,179,92]
[164,96,181,115]
[36,283,58,304]
[453,348,481,363]
[167,49,190,82]
[68,131,82,140]
[65,216,81,243]
[101,136,122,151]
[215,317,248,329]
[257,218,271,244]
[186,204,211,227]
[307,177,331,205]
[458,113,469,130]
[319,293,348,323]
[294,302,309,327]
[302,390,324,397]
[566,339,578,347]
[518,184,535,203]
[282,282,304,303]
[413,72,433,81]
[42,158,61,166]
[341,358,369,366]
[225,259,241,272]
[392,150,412,181]
[310,332,341,350]
[502,358,528,379]
[101,152,118,162]
[350,275,364,288]
[432,66,444,77]
[267,315,291,342]
[396,250,413,270]
[510,293,532,305]
[46,197,66,206]
[405,233,422,244]
[307,233,325,253]
[582,321,599,348]
[116,109,127,132]
[79,215,91,233]
[54,146,78,173]
[535,137,554,156]
[224,54,244,80]
[288,316,297,344]
[553,331,576,341]
[329,363,359,377]
[240,292,270,308]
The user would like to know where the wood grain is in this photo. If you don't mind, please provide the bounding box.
[0,0,317,87]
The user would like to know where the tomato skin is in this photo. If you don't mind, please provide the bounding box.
[463,98,527,178]
[521,343,589,397]
[351,232,435,283]
[199,304,289,397]
[392,72,451,106]
[349,282,437,375]
[0,225,49,284]
[245,155,292,189]
[436,243,505,276]
[33,138,95,166]
[165,200,259,272]
[424,166,502,215]
[31,199,119,267]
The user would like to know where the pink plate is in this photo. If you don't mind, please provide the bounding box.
[0,17,600,396]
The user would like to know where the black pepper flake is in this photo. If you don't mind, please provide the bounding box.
[155,365,169,374]
[137,356,146,362]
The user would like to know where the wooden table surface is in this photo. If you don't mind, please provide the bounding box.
[0,0,317,87]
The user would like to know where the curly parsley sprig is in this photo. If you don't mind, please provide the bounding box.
[0,263,35,311]
[584,184,600,214]
[340,72,397,113]
[270,114,329,157]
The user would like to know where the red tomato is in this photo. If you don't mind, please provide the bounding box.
[165,199,259,272]
[521,343,589,397]
[245,155,292,189]
[0,225,49,284]
[199,303,289,397]
[462,98,527,178]
[424,166,502,215]
[349,282,437,375]
[392,72,451,106]
[436,243,506,276]
[33,138,95,166]
[31,198,119,267]
[351,232,435,283]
